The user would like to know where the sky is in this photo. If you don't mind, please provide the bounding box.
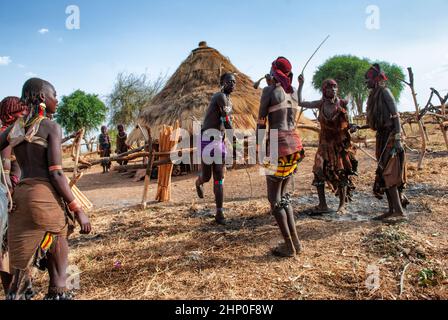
[1,0,448,119]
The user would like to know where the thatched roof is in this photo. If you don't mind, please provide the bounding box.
[128,42,313,143]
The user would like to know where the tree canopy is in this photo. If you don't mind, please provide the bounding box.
[55,90,107,136]
[108,72,165,128]
[312,55,405,115]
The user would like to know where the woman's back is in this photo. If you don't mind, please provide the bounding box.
[13,119,57,180]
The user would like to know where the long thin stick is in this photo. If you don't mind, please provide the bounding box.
[298,35,331,122]
[301,35,330,75]
[357,146,377,162]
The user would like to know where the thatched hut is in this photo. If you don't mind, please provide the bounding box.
[128,41,313,143]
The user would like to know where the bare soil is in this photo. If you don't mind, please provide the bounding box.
[2,128,447,300]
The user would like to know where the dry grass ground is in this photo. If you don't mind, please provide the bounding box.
[1,127,447,300]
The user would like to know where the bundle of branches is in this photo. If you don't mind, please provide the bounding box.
[156,121,180,202]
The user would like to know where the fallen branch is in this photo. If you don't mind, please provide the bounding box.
[79,147,196,168]
[114,158,173,172]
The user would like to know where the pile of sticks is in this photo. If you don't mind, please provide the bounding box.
[156,122,180,202]
[65,175,93,210]
[62,128,94,211]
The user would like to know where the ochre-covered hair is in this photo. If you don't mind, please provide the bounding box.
[0,96,28,128]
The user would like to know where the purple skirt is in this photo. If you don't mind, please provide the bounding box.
[201,138,227,161]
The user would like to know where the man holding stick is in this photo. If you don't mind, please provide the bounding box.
[257,57,305,257]
[357,64,408,220]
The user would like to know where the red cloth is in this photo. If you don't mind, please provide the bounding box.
[271,57,294,94]
[277,130,303,157]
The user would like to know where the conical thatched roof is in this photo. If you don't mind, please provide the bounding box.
[128,42,313,143]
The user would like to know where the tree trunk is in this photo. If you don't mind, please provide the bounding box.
[355,95,364,116]
[83,137,90,152]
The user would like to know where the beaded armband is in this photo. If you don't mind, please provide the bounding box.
[49,165,63,172]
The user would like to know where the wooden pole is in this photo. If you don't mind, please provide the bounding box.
[406,68,427,170]
[431,88,448,151]
[141,126,153,210]
[73,128,85,179]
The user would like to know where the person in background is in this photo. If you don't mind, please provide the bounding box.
[99,125,112,173]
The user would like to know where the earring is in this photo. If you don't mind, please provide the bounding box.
[38,102,47,117]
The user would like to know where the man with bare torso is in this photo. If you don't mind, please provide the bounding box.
[195,73,235,225]
[257,57,305,257]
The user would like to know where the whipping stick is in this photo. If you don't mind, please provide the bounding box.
[298,35,331,121]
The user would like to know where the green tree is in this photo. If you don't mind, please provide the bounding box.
[312,55,405,115]
[108,72,165,128]
[55,90,107,147]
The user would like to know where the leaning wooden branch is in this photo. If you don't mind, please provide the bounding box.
[405,67,427,170]
[141,126,153,209]
[72,128,85,178]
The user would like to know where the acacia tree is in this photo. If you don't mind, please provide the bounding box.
[312,55,405,115]
[108,72,165,128]
[55,90,107,150]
